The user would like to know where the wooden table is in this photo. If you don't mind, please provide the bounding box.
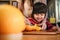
[22,31,60,40]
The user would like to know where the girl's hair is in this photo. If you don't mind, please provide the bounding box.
[31,2,48,18]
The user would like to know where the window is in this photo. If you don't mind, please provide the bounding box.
[12,1,18,8]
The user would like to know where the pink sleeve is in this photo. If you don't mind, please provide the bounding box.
[46,21,53,30]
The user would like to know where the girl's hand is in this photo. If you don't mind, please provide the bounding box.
[51,26,58,31]
[47,26,58,32]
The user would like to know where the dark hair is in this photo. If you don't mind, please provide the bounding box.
[31,2,48,18]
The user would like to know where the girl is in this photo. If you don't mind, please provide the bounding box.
[26,2,58,31]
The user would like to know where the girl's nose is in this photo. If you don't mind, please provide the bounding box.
[38,15,42,18]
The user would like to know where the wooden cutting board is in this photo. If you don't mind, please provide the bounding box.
[23,31,57,35]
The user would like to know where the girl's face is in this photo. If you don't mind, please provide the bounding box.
[34,13,45,22]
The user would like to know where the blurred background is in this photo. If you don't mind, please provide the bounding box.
[0,0,60,27]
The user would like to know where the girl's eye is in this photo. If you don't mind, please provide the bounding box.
[41,14,44,16]
[35,14,39,15]
[41,14,45,16]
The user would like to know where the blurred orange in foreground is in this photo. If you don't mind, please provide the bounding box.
[0,4,26,34]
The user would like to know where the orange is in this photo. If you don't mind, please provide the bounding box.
[0,4,26,34]
[34,24,42,31]
[25,24,42,31]
[26,25,35,31]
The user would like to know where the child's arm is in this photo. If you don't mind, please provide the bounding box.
[46,21,53,30]
[24,17,31,25]
[46,21,58,31]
